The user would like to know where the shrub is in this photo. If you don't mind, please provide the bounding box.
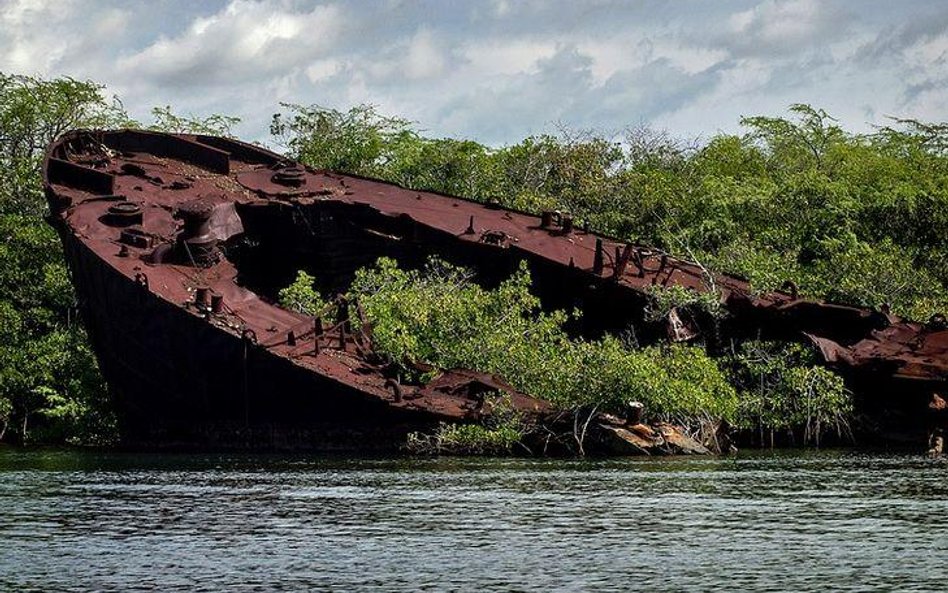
[730,341,853,446]
[278,270,332,317]
[406,422,525,456]
[349,257,738,427]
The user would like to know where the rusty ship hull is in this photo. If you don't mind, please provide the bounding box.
[58,229,450,449]
[43,130,948,450]
[44,130,561,450]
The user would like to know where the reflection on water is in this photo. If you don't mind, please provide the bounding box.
[1,449,947,592]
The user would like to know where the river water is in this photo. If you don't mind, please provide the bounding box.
[1,449,946,592]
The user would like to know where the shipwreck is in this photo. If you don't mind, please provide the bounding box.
[42,130,948,452]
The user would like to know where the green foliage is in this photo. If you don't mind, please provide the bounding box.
[277,101,948,321]
[644,284,725,323]
[0,73,132,215]
[804,234,948,319]
[386,137,500,200]
[729,341,852,446]
[0,326,114,444]
[406,392,527,455]
[271,103,415,176]
[149,105,241,137]
[0,255,112,446]
[490,130,627,218]
[0,72,128,444]
[277,270,331,317]
[350,257,738,426]
[406,422,524,456]
[347,258,854,444]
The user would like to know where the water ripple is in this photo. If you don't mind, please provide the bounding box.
[1,450,947,591]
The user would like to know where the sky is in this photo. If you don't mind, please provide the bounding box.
[1,0,946,146]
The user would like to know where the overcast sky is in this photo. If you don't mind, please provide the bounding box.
[1,0,946,145]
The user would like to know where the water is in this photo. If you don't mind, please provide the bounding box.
[1,449,947,592]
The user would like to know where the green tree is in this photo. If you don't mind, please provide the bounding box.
[0,73,131,215]
[149,105,241,137]
[271,103,414,175]
[349,257,738,426]
[278,270,331,317]
[730,341,852,446]
[0,73,129,444]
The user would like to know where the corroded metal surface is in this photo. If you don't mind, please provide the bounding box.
[42,129,948,448]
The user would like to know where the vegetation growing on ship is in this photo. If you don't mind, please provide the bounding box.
[278,271,332,317]
[3,71,948,447]
[643,284,726,324]
[281,257,853,450]
[406,421,525,456]
[405,393,528,455]
[348,257,739,420]
[148,105,241,137]
[728,341,852,447]
[275,103,948,321]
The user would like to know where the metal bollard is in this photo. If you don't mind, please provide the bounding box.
[593,238,604,274]
[195,287,210,307]
[541,211,554,228]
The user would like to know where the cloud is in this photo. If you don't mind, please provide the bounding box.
[0,0,80,73]
[458,38,557,77]
[1,0,947,145]
[363,27,451,84]
[726,0,846,52]
[305,58,341,83]
[116,1,342,88]
[404,29,446,79]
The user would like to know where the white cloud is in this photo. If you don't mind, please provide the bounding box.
[1,0,947,146]
[403,29,445,80]
[577,38,650,86]
[0,0,79,73]
[718,0,851,60]
[305,58,341,83]
[116,1,342,87]
[492,0,511,18]
[652,43,729,75]
[459,39,557,77]
[904,31,948,72]
[730,0,825,44]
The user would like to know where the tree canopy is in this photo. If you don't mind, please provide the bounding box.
[273,102,948,321]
